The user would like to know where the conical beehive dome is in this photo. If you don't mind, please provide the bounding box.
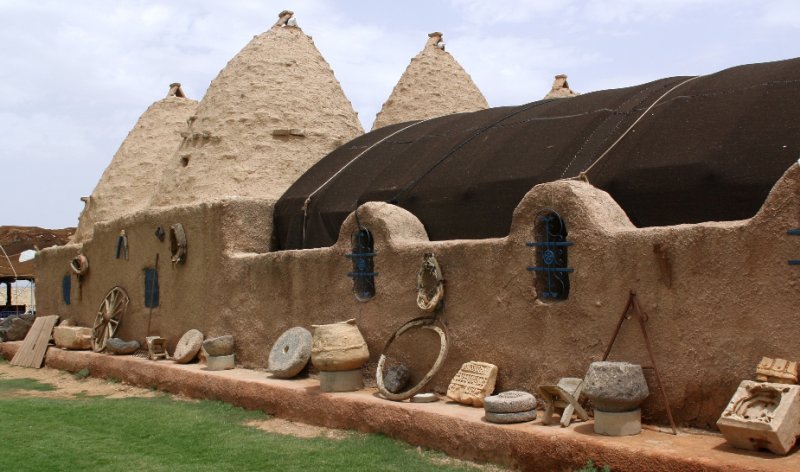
[544,74,579,99]
[371,32,488,130]
[149,11,363,208]
[73,85,198,242]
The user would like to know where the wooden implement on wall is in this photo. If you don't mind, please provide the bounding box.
[10,315,59,368]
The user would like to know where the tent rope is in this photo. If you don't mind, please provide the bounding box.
[582,75,702,176]
[301,119,430,246]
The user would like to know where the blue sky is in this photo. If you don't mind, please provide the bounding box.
[1,0,798,229]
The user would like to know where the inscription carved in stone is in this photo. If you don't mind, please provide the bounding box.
[446,361,498,407]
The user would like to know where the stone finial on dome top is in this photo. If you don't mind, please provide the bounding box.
[167,83,186,98]
[544,74,579,99]
[274,10,297,28]
[427,32,445,51]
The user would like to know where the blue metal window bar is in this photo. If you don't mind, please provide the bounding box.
[346,228,377,301]
[788,228,800,266]
[526,210,573,300]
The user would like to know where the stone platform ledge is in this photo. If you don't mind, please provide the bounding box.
[2,341,797,472]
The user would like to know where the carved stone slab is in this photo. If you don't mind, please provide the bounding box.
[446,361,498,407]
[717,380,800,455]
[756,357,798,384]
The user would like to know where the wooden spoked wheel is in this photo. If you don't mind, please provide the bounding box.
[92,286,129,352]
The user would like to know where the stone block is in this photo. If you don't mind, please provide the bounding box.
[106,338,140,355]
[756,357,798,384]
[206,354,235,371]
[594,409,642,436]
[583,361,649,412]
[268,327,313,379]
[446,361,498,407]
[319,369,363,392]
[717,380,800,455]
[203,335,234,357]
[0,314,34,341]
[383,364,410,394]
[52,326,92,350]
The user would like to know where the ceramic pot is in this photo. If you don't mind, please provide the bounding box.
[311,319,369,371]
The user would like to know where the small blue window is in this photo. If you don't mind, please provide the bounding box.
[144,268,159,308]
[526,210,573,300]
[62,275,71,305]
[346,228,377,301]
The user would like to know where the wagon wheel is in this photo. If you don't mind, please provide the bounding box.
[92,286,130,352]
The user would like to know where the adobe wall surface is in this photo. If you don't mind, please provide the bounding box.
[36,165,800,429]
[36,198,274,350]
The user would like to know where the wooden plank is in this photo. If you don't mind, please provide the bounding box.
[10,315,59,368]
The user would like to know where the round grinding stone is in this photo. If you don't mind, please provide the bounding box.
[268,327,313,379]
[484,390,537,414]
[410,393,439,403]
[484,409,538,424]
[172,329,203,364]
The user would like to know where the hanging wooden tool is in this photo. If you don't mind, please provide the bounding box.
[602,291,678,435]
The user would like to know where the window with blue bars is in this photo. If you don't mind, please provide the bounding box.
[346,228,376,301]
[526,210,573,300]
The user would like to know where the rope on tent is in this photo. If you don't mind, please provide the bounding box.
[301,119,430,247]
[388,99,558,205]
[582,75,702,176]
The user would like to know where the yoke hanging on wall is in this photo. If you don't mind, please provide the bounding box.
[170,223,187,264]
[416,253,444,312]
[526,210,573,300]
[346,227,377,301]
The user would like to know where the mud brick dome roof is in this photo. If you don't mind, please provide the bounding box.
[275,57,800,250]
[73,91,198,242]
[149,13,363,208]
[372,32,488,131]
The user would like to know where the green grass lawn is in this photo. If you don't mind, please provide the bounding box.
[0,377,482,472]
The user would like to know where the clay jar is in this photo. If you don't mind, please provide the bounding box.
[311,319,369,371]
[583,361,649,412]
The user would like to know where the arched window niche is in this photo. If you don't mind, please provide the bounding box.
[347,227,377,301]
[526,209,573,301]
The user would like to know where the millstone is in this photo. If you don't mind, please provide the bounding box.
[484,409,538,424]
[268,327,312,379]
[383,364,410,394]
[106,338,141,355]
[203,335,234,357]
[484,390,538,414]
[172,329,204,364]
